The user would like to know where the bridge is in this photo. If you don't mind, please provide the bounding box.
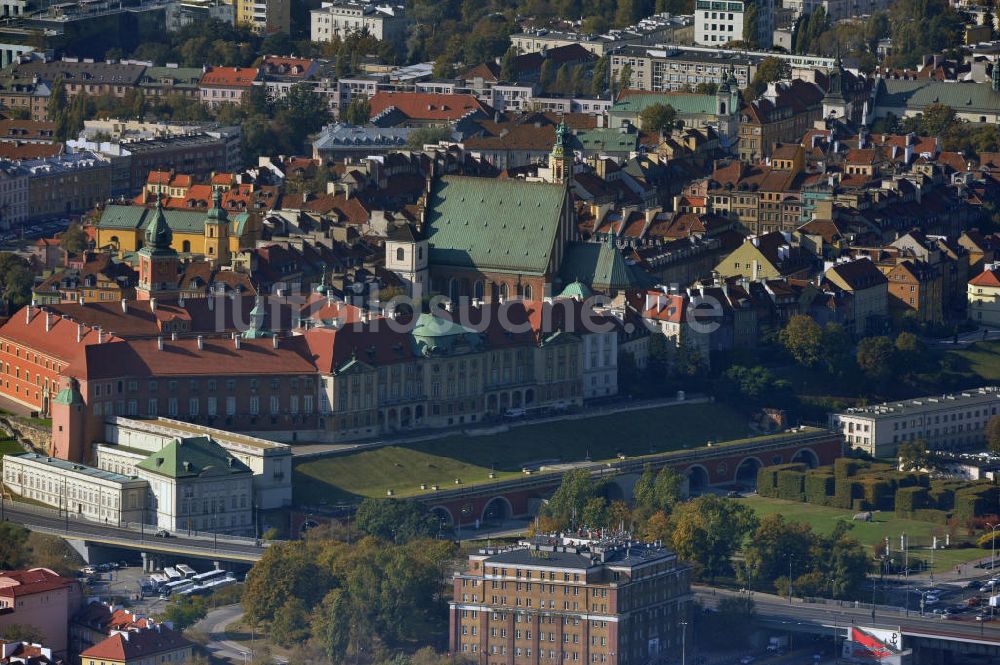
[698,586,1000,663]
[0,497,267,569]
[412,428,842,528]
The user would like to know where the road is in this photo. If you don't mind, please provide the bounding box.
[195,605,287,665]
[696,586,1000,646]
[0,498,267,563]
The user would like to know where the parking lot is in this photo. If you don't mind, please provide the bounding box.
[78,559,234,617]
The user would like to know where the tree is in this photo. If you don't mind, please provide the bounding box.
[694,82,719,94]
[59,224,87,255]
[48,79,68,140]
[591,55,610,96]
[554,64,571,94]
[780,314,823,367]
[746,56,791,98]
[355,498,438,543]
[617,63,633,93]
[856,335,895,380]
[670,495,758,581]
[342,96,371,125]
[742,1,759,47]
[242,541,336,623]
[160,595,207,630]
[898,438,929,471]
[743,514,816,588]
[542,469,606,529]
[406,127,453,150]
[920,103,957,136]
[638,102,677,134]
[269,597,311,647]
[540,59,556,90]
[499,47,518,82]
[987,415,1000,455]
[0,254,34,311]
[821,322,853,375]
[431,54,455,79]
[0,624,43,644]
[0,523,28,569]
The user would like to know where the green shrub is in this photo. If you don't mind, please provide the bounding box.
[757,464,806,498]
[851,498,870,512]
[804,471,835,506]
[912,508,951,525]
[895,487,929,517]
[777,469,806,501]
[834,458,860,479]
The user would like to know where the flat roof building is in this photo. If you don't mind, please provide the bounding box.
[830,386,1000,457]
[449,532,691,665]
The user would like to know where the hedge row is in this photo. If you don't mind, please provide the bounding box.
[757,464,807,498]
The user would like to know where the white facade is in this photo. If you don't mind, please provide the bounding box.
[830,387,1000,457]
[310,1,409,43]
[0,166,28,229]
[103,416,292,510]
[695,0,772,47]
[137,461,254,536]
[582,330,618,399]
[2,452,146,525]
[385,234,428,299]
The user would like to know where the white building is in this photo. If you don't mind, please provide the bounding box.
[0,164,28,229]
[694,0,772,47]
[2,452,146,525]
[310,1,410,43]
[127,435,254,536]
[102,416,292,510]
[384,224,428,299]
[830,387,1000,457]
[582,329,618,399]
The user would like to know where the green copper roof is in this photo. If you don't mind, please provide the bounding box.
[611,92,717,116]
[425,176,567,275]
[558,280,593,299]
[572,129,638,153]
[136,436,251,479]
[243,296,273,338]
[411,312,483,356]
[54,385,83,406]
[559,240,653,292]
[144,199,173,252]
[206,189,228,224]
[98,204,248,237]
[875,79,1000,114]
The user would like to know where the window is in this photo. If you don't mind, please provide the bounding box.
[396,247,405,262]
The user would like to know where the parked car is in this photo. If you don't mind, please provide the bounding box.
[977,613,994,622]
[154,530,170,538]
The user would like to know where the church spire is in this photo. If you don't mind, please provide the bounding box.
[145,196,173,251]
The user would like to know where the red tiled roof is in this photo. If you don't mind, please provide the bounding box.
[368,92,491,122]
[80,626,190,661]
[200,67,259,88]
[0,568,76,598]
[970,268,1000,288]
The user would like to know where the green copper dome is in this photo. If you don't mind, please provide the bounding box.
[144,198,173,250]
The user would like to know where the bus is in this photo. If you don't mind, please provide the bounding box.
[175,564,196,579]
[149,573,169,586]
[163,567,182,581]
[160,579,194,597]
[191,569,228,585]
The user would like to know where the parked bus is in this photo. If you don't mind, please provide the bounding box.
[175,564,196,579]
[160,579,194,597]
[149,573,169,586]
[191,569,228,585]
[163,567,182,581]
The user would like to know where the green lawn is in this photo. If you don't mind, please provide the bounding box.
[948,341,1000,382]
[294,401,750,504]
[738,495,991,573]
[0,438,22,470]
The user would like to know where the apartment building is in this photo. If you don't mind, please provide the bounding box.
[18,152,112,222]
[234,0,290,34]
[695,0,773,47]
[511,14,695,57]
[968,264,1000,326]
[0,162,27,228]
[199,66,260,109]
[0,569,82,656]
[449,533,692,665]
[310,1,409,42]
[830,387,1000,457]
[1,452,147,525]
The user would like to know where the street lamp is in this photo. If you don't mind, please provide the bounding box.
[988,523,1000,571]
[788,554,794,604]
[680,620,687,665]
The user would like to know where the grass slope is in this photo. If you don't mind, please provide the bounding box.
[739,495,991,573]
[294,402,749,504]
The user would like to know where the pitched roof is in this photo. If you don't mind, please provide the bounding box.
[826,258,888,290]
[136,436,252,479]
[80,626,191,661]
[368,92,491,122]
[612,90,717,116]
[97,204,248,237]
[199,66,259,88]
[875,78,1000,114]
[425,176,567,275]
[970,267,1000,288]
[559,241,654,291]
[0,568,76,598]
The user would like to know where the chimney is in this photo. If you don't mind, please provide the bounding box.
[45,311,52,332]
[96,327,103,344]
[272,336,279,349]
[197,335,204,350]
[77,323,83,343]
[121,298,127,314]
[157,336,163,351]
[234,336,242,350]
[171,332,177,341]
[150,297,157,312]
[24,304,32,324]
[178,295,185,307]
[208,295,214,311]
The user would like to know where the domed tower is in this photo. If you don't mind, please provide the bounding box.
[51,377,86,462]
[715,68,740,152]
[550,119,573,184]
[204,189,231,267]
[136,197,179,300]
